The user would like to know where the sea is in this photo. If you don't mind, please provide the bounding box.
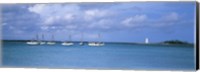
[2,41,195,70]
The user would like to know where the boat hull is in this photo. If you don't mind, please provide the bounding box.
[47,42,56,45]
[62,42,74,46]
[26,42,39,45]
[79,42,84,45]
[40,42,46,45]
[88,42,104,46]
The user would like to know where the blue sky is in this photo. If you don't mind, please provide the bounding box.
[1,2,196,43]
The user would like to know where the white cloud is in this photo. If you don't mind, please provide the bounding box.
[88,19,112,29]
[84,9,109,21]
[28,4,81,25]
[51,26,56,29]
[121,12,180,28]
[28,4,115,32]
[152,12,179,27]
[64,14,75,21]
[28,4,180,33]
[163,12,179,21]
[65,25,77,29]
[41,26,49,30]
[28,4,46,14]
[44,17,55,24]
[121,15,147,27]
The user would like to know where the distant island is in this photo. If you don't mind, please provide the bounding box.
[161,40,192,45]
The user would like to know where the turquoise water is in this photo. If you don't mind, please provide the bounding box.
[2,42,195,70]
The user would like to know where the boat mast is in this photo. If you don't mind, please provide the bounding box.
[36,34,39,42]
[42,34,44,41]
[98,33,100,43]
[31,38,34,42]
[52,34,54,42]
[81,33,83,42]
[69,34,71,42]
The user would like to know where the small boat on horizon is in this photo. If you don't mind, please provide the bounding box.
[47,34,56,45]
[88,42,104,46]
[79,33,84,45]
[62,34,74,46]
[88,34,104,46]
[62,42,74,46]
[39,34,46,45]
[79,42,83,45]
[26,34,40,45]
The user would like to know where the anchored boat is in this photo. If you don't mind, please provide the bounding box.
[27,34,39,45]
[47,34,56,45]
[39,34,46,45]
[88,42,104,46]
[62,34,74,46]
[88,34,104,46]
[79,33,84,45]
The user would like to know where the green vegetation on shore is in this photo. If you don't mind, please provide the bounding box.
[2,40,29,42]
[161,40,192,45]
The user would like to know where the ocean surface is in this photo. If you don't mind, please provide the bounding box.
[2,42,195,70]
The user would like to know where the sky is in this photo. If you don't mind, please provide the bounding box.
[1,2,196,43]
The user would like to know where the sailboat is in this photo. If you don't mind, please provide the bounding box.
[88,34,104,46]
[79,33,84,45]
[39,34,46,45]
[26,34,39,45]
[47,34,56,45]
[62,34,74,46]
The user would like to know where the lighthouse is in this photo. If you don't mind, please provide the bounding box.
[145,38,149,44]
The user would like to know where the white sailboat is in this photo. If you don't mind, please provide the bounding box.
[62,34,74,46]
[79,33,84,45]
[62,42,73,46]
[88,42,103,46]
[39,34,46,45]
[79,42,83,45]
[47,34,56,45]
[88,34,104,46]
[26,34,39,45]
[27,41,39,45]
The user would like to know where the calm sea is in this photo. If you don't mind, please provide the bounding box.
[2,42,195,70]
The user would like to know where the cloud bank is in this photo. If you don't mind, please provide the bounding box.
[1,2,195,42]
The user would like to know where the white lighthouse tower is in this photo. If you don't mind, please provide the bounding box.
[145,38,149,44]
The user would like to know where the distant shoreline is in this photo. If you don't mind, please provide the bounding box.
[1,40,194,46]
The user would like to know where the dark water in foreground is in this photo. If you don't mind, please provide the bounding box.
[2,42,195,70]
